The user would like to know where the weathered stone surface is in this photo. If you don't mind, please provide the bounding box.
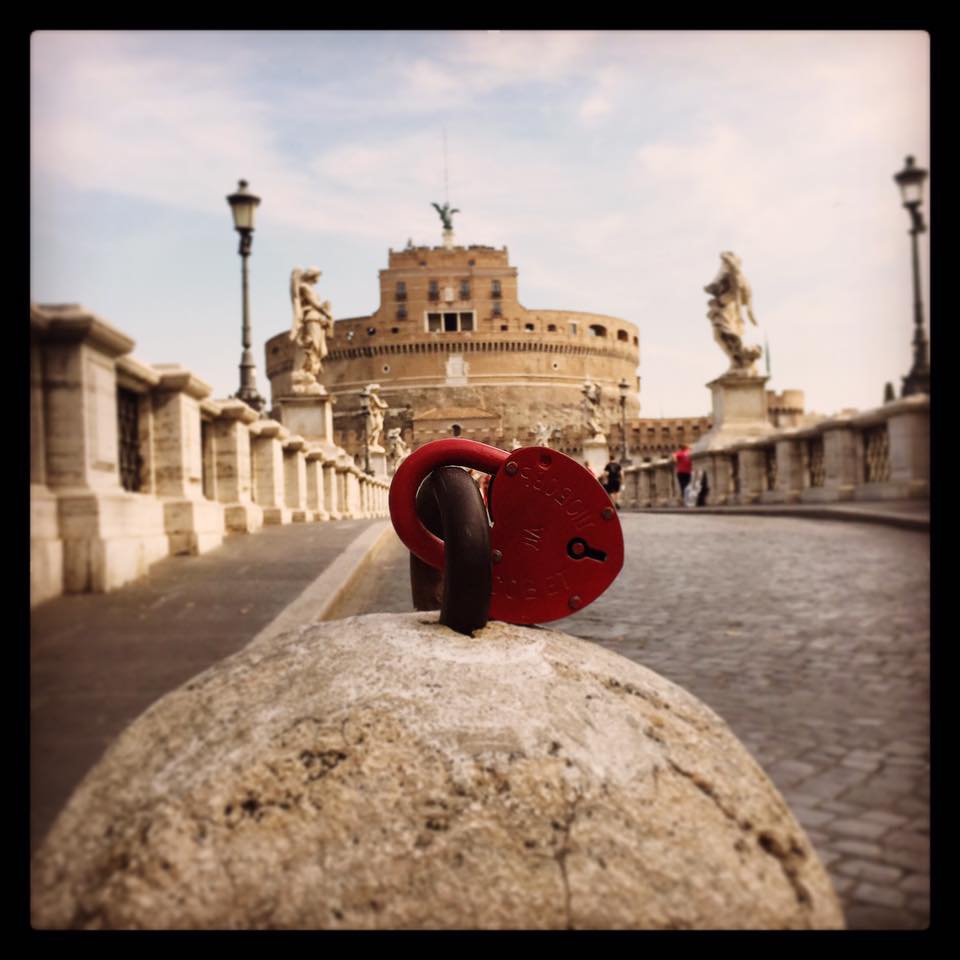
[31,613,843,930]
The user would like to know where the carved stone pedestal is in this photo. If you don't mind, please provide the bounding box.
[693,373,775,454]
[276,391,334,445]
[368,446,387,480]
[582,436,610,478]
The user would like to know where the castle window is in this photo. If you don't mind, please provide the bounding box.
[428,281,439,301]
[396,306,407,320]
[547,324,557,332]
[617,330,629,342]
[588,324,607,338]
[391,326,400,334]
[367,327,377,336]
[500,324,509,332]
[570,322,578,334]
[459,280,470,300]
[492,302,502,317]
[396,281,407,301]
[425,311,475,333]
[633,336,639,346]
[491,280,502,299]
[524,323,535,332]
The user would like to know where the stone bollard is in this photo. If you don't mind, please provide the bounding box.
[31,613,844,931]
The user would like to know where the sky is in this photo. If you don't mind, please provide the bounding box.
[31,30,930,418]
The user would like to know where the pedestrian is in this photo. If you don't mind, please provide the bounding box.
[696,468,710,507]
[602,458,623,508]
[673,443,693,505]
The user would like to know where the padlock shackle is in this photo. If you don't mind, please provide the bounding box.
[389,438,507,569]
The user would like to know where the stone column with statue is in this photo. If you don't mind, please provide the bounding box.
[275,267,350,475]
[693,252,775,455]
[362,383,389,479]
[581,377,610,476]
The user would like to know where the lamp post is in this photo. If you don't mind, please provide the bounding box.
[618,377,630,465]
[359,393,372,475]
[893,156,930,397]
[226,179,266,412]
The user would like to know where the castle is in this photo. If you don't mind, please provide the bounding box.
[266,241,640,459]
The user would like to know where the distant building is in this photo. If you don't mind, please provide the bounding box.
[266,241,640,460]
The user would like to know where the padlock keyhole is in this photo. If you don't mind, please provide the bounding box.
[567,537,607,563]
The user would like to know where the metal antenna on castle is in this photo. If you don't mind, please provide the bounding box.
[442,125,449,205]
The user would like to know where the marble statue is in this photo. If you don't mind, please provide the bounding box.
[534,422,555,447]
[582,378,604,439]
[431,202,460,231]
[704,252,763,375]
[362,383,389,450]
[289,267,334,389]
[386,427,409,467]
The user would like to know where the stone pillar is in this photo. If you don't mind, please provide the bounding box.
[654,459,674,506]
[622,465,640,510]
[886,395,929,498]
[819,418,858,501]
[282,435,311,523]
[357,468,366,518]
[697,451,735,505]
[151,366,225,555]
[209,399,264,534]
[323,455,341,520]
[30,312,62,605]
[734,444,766,505]
[251,420,292,525]
[347,467,363,518]
[304,448,329,521]
[773,432,804,503]
[31,304,169,594]
[335,462,353,519]
[637,464,654,508]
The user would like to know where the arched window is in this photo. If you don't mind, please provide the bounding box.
[588,324,607,338]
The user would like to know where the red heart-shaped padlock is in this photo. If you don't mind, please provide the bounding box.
[389,439,624,625]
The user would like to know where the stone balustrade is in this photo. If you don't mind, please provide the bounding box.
[623,395,928,509]
[30,304,391,606]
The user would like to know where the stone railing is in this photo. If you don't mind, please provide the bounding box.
[622,396,929,509]
[30,304,390,607]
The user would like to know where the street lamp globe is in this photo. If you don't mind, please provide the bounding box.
[227,179,261,233]
[894,156,928,212]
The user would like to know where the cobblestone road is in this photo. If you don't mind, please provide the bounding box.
[340,514,930,931]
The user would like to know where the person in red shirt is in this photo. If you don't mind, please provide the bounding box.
[673,443,693,503]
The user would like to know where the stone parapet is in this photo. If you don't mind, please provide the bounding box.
[29,303,371,604]
[628,397,929,511]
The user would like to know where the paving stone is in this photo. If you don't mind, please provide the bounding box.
[834,859,903,884]
[788,806,837,828]
[862,811,909,828]
[879,845,930,873]
[885,831,931,854]
[832,839,885,859]
[852,883,907,910]
[899,874,930,896]
[829,819,892,841]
